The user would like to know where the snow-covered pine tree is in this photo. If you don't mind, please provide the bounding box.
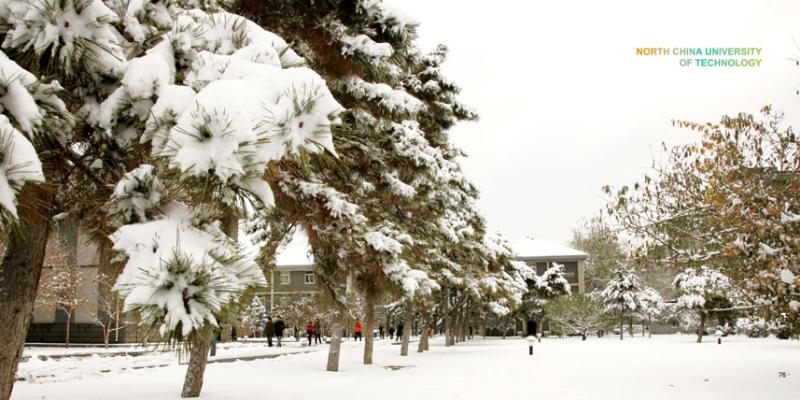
[673,266,735,343]
[241,295,267,338]
[0,1,106,396]
[637,286,664,338]
[601,268,642,340]
[518,262,572,336]
[471,233,535,340]
[236,0,496,366]
[20,2,348,397]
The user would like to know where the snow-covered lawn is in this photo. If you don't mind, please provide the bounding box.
[12,334,799,399]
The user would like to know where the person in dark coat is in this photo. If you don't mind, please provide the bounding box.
[388,326,395,340]
[396,323,404,341]
[231,326,237,342]
[265,317,275,347]
[314,320,322,344]
[274,315,286,347]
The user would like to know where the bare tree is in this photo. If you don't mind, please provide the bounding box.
[91,272,127,349]
[36,243,85,347]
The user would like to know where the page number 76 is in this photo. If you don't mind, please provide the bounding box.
[778,372,787,378]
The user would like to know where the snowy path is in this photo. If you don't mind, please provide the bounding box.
[16,340,317,384]
[11,335,800,399]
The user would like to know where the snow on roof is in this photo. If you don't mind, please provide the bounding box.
[512,236,587,261]
[276,232,314,267]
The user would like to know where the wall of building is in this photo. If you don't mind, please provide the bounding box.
[28,226,120,343]
[526,260,584,295]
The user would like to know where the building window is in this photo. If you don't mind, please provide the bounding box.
[304,272,315,284]
[280,272,290,285]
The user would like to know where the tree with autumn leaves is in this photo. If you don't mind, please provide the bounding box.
[605,106,799,338]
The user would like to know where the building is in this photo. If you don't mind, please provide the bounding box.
[26,225,113,344]
[512,236,588,336]
[258,233,319,313]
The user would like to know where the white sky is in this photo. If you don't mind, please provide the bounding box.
[391,0,800,245]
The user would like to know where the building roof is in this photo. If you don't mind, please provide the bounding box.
[512,236,588,262]
[275,231,314,269]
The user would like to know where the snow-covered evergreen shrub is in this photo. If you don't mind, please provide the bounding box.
[735,317,771,338]
[0,50,69,218]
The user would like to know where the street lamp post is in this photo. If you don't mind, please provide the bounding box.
[526,335,535,355]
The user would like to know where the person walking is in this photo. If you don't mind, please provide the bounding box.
[293,326,299,341]
[274,315,286,347]
[313,320,322,344]
[231,326,237,342]
[354,320,363,341]
[306,322,314,346]
[378,325,385,339]
[265,317,275,347]
[388,326,395,340]
[395,323,404,341]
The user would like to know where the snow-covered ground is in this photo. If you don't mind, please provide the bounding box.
[17,339,311,384]
[12,334,799,399]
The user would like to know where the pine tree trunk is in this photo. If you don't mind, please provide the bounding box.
[443,287,453,347]
[326,318,343,371]
[464,311,472,341]
[363,292,375,365]
[459,312,467,341]
[455,312,462,342]
[0,184,55,400]
[619,311,624,341]
[628,316,634,337]
[181,211,236,396]
[424,313,431,351]
[181,332,210,398]
[648,316,652,339]
[697,312,705,343]
[417,311,428,353]
[400,302,414,356]
[454,312,463,343]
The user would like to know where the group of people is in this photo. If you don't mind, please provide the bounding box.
[353,321,406,342]
[263,315,287,347]
[377,323,404,341]
[258,318,417,347]
[304,320,324,345]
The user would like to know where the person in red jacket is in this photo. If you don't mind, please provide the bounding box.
[306,322,314,346]
[354,320,363,341]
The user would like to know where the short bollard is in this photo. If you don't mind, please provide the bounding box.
[715,329,723,345]
[537,333,541,343]
[526,335,536,356]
